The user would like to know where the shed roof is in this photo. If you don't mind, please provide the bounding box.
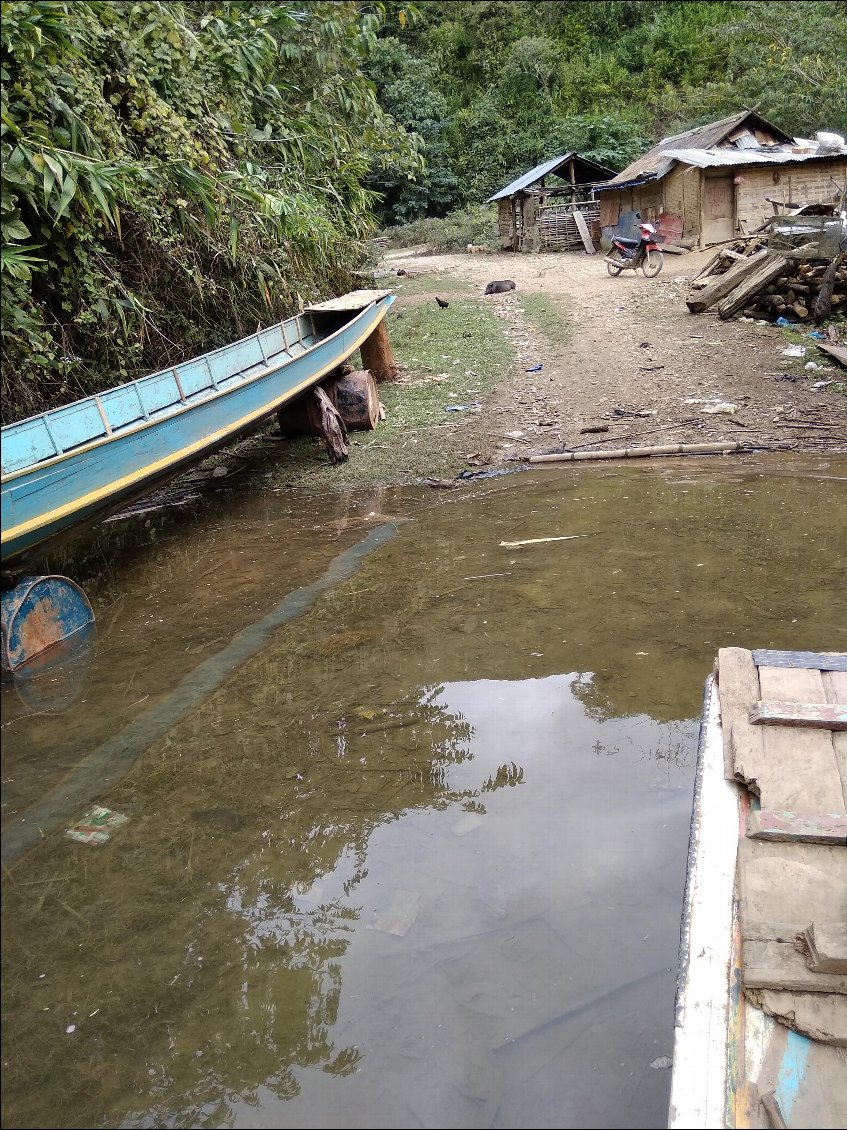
[599,110,795,190]
[487,152,616,202]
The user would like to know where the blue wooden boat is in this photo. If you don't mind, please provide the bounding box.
[1,290,394,565]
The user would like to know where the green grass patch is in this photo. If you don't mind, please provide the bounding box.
[265,298,516,489]
[520,292,573,348]
[391,272,474,298]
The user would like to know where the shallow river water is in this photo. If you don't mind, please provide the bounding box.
[2,454,846,1129]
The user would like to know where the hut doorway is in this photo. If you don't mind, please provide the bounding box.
[702,172,735,244]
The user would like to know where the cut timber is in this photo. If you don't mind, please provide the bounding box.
[573,210,596,254]
[333,369,381,430]
[749,700,847,729]
[686,248,769,313]
[751,650,847,672]
[277,369,379,435]
[795,923,847,974]
[718,646,765,787]
[816,342,847,369]
[716,253,789,319]
[360,319,398,382]
[528,441,741,464]
[743,940,847,994]
[746,809,847,845]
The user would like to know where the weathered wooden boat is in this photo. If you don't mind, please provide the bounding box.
[1,290,394,565]
[669,649,847,1129]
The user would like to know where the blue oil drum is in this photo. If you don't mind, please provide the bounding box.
[1,575,95,673]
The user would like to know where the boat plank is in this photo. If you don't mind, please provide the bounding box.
[306,289,391,312]
[747,809,847,845]
[752,650,847,672]
[737,838,847,927]
[717,646,765,787]
[823,672,847,808]
[757,667,842,812]
[749,701,847,729]
[743,940,847,994]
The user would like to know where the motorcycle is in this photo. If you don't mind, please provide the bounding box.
[604,221,664,278]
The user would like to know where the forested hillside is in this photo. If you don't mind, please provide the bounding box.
[367,0,847,223]
[2,1,844,421]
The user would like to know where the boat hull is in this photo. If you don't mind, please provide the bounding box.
[2,298,392,564]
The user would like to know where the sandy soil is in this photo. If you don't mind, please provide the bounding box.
[382,245,847,464]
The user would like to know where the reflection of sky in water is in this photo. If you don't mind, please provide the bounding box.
[224,675,697,1129]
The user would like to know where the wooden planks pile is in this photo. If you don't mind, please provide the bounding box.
[716,648,847,1048]
[688,244,847,323]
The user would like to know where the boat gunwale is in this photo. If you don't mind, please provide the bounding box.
[1,298,392,558]
[1,298,390,485]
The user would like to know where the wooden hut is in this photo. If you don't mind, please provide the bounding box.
[487,153,616,252]
[596,111,847,250]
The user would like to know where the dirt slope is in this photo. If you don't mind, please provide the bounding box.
[382,246,847,463]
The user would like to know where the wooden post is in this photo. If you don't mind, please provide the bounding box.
[360,320,398,383]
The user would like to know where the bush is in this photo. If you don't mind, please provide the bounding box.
[381,204,498,251]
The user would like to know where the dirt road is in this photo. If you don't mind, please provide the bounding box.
[382,245,847,464]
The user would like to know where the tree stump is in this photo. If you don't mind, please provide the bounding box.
[277,368,380,437]
[360,319,398,382]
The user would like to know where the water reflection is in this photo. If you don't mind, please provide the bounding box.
[1,455,846,1129]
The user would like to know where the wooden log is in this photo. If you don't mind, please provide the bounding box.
[686,248,769,313]
[573,210,596,254]
[333,369,381,430]
[717,254,790,319]
[528,441,742,464]
[814,251,847,322]
[360,319,398,382]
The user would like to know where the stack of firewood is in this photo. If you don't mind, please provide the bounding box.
[688,246,846,324]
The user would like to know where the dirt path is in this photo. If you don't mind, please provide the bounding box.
[382,246,847,464]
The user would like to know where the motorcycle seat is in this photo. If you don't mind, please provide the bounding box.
[615,236,639,247]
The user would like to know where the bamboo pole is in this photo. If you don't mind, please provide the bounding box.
[528,441,742,464]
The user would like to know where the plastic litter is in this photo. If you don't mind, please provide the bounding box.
[780,344,806,358]
[804,361,823,371]
[701,402,738,415]
[444,402,481,412]
[811,380,834,389]
[524,363,543,372]
[66,806,128,845]
[806,330,826,340]
[367,890,420,937]
[775,316,795,327]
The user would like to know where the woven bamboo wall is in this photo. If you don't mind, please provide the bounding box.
[537,202,600,251]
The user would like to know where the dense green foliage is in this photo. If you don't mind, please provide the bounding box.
[369,0,847,222]
[0,0,418,420]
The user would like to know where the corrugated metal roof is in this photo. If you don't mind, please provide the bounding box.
[663,145,847,168]
[600,110,794,190]
[487,153,615,202]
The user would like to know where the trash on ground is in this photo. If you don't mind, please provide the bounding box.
[367,889,420,937]
[445,403,481,412]
[781,344,806,358]
[775,316,795,327]
[701,402,738,415]
[524,363,543,373]
[650,1055,673,1070]
[811,381,834,389]
[66,806,128,845]
[580,425,609,434]
[500,535,590,547]
[804,361,823,371]
[806,330,826,340]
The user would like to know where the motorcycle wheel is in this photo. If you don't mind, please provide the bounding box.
[642,249,664,278]
[606,248,626,276]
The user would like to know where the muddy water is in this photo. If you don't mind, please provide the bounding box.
[2,455,846,1130]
